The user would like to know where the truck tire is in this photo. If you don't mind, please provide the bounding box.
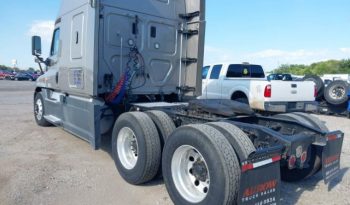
[162,124,240,205]
[207,122,256,162]
[145,110,176,176]
[303,75,324,99]
[273,113,325,182]
[112,112,161,185]
[34,92,51,127]
[145,110,176,146]
[324,80,349,105]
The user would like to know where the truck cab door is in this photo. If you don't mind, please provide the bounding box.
[206,64,223,99]
[45,27,61,89]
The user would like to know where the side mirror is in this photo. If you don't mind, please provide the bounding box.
[32,36,42,56]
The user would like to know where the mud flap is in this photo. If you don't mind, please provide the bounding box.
[322,131,344,184]
[238,147,282,205]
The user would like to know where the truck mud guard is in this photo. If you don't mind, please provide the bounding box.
[238,146,283,205]
[322,131,344,184]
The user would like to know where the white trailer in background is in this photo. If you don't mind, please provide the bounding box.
[322,74,350,84]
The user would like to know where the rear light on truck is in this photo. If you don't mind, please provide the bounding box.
[300,151,307,164]
[314,85,317,98]
[288,155,296,169]
[264,85,272,98]
[327,134,342,141]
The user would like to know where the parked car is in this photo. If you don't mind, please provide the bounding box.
[3,71,16,80]
[26,72,41,81]
[199,63,318,112]
[13,73,35,81]
[31,73,42,80]
[31,73,40,80]
[0,71,6,80]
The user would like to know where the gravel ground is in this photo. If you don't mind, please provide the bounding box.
[0,80,349,205]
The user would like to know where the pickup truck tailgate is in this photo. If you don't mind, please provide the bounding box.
[268,81,315,102]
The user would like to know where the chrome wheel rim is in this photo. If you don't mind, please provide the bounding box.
[330,86,346,100]
[117,127,139,170]
[35,98,43,121]
[171,145,210,203]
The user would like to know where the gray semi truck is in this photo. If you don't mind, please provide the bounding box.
[31,0,344,205]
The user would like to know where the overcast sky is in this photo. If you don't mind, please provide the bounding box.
[0,0,349,71]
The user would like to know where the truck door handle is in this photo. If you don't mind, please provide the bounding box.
[291,84,297,88]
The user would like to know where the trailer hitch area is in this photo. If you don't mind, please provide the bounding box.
[322,131,344,184]
[238,145,283,205]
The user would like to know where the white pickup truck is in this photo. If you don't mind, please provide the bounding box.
[199,63,318,112]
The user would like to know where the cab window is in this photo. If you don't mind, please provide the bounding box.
[226,64,244,78]
[50,28,60,56]
[202,66,210,79]
[250,65,265,78]
[210,64,223,79]
[227,64,263,78]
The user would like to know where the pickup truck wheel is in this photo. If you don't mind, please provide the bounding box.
[112,112,161,185]
[324,80,349,105]
[303,75,324,99]
[234,97,249,105]
[274,113,324,181]
[162,124,240,205]
[34,92,51,127]
[207,122,256,162]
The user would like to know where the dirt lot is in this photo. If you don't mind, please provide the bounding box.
[0,80,349,205]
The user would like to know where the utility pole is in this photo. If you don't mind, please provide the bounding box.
[11,59,17,73]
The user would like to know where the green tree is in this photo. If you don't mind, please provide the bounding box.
[27,67,36,73]
[273,59,350,75]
